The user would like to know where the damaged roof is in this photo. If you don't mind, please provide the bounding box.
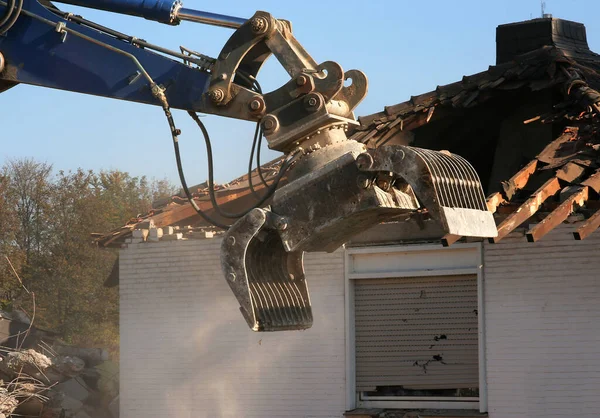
[96,16,600,249]
[94,157,284,248]
[349,17,600,245]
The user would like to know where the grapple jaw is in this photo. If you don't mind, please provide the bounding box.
[221,143,497,332]
[221,208,312,332]
[367,145,498,238]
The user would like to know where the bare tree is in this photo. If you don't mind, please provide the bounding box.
[2,159,52,262]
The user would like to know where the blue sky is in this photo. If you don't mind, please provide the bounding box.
[3,0,600,184]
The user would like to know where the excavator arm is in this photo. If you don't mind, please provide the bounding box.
[0,0,498,332]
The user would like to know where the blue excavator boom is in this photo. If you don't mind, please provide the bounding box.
[0,0,248,109]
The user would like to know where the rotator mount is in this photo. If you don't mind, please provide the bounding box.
[194,9,369,154]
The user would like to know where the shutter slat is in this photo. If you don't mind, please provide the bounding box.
[354,275,479,391]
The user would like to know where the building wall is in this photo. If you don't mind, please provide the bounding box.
[483,225,600,418]
[119,237,346,418]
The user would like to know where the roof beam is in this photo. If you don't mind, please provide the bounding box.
[581,169,600,194]
[486,192,506,214]
[526,186,589,242]
[490,177,561,244]
[501,159,538,200]
[441,234,460,247]
[573,208,600,240]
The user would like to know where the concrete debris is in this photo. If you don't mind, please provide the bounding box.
[54,346,109,368]
[131,229,149,240]
[162,232,183,241]
[0,386,18,418]
[0,349,53,379]
[148,227,163,241]
[0,345,119,418]
[53,355,85,378]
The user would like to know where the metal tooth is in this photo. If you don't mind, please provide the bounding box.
[246,231,311,329]
[452,154,488,211]
[434,151,472,209]
[447,152,480,210]
[412,148,453,207]
[411,147,487,211]
[422,149,462,208]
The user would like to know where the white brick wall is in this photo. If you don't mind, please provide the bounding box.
[120,238,346,418]
[483,225,600,418]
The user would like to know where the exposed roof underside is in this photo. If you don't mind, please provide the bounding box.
[349,45,600,147]
[349,43,600,245]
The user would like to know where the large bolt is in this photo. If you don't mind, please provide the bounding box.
[376,177,391,191]
[357,175,371,189]
[249,97,265,113]
[250,16,268,34]
[261,115,279,133]
[296,75,308,86]
[208,88,225,104]
[304,93,322,112]
[356,153,374,170]
[275,217,288,231]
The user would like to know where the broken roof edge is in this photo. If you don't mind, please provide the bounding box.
[93,155,285,248]
[352,46,575,137]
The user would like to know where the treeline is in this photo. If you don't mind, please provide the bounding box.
[0,158,176,357]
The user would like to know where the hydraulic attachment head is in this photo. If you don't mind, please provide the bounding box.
[210,10,498,332]
[222,141,497,332]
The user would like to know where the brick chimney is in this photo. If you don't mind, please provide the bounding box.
[496,17,589,64]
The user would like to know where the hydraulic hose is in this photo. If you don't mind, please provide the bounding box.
[0,0,23,35]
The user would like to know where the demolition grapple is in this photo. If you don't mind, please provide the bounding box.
[0,1,497,332]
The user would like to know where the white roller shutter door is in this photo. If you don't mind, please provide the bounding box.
[354,275,479,392]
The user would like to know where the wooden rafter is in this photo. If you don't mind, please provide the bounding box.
[526,186,589,242]
[581,169,600,194]
[486,192,506,214]
[441,234,461,247]
[573,208,600,240]
[490,177,561,244]
[501,159,538,200]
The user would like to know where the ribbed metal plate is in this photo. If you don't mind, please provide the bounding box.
[354,275,479,392]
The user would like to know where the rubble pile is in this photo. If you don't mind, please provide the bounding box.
[0,313,118,418]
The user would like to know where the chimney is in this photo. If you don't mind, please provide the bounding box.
[496,17,589,64]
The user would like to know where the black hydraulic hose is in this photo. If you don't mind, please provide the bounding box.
[187,110,293,219]
[255,127,270,187]
[0,0,22,35]
[158,100,231,230]
[247,121,265,200]
[0,0,14,28]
